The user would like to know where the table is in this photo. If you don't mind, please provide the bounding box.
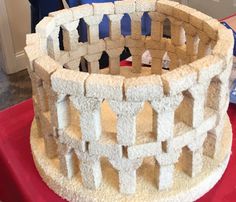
[0,98,236,202]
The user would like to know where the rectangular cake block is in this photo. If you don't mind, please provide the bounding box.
[145,37,166,50]
[114,0,135,14]
[34,55,62,83]
[105,37,125,50]
[128,142,161,159]
[156,0,179,16]
[69,43,88,60]
[189,11,212,30]
[190,55,224,83]
[136,0,156,12]
[24,45,44,71]
[71,4,93,20]
[89,142,122,159]
[203,18,220,40]
[87,40,105,55]
[51,68,89,96]
[93,2,114,15]
[172,4,196,23]
[26,33,40,46]
[86,74,124,101]
[125,36,145,48]
[125,75,163,102]
[49,9,73,26]
[161,65,197,96]
[36,17,56,37]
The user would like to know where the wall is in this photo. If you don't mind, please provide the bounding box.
[5,0,31,53]
[188,0,236,19]
[0,0,30,74]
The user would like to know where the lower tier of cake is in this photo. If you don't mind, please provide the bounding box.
[30,113,232,202]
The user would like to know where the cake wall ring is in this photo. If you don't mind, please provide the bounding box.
[25,0,234,201]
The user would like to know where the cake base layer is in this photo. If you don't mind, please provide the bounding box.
[30,113,232,202]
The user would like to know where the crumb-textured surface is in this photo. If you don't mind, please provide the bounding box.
[31,104,232,202]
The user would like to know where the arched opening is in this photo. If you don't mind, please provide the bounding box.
[163,18,171,38]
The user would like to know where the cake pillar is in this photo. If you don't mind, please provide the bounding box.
[129,48,145,73]
[57,142,78,178]
[184,23,199,61]
[61,21,79,51]
[181,146,203,177]
[151,94,183,141]
[75,148,102,189]
[157,163,174,190]
[84,15,103,44]
[156,146,181,190]
[169,17,186,46]
[109,100,144,146]
[51,94,70,130]
[149,49,166,74]
[168,52,179,71]
[108,14,124,40]
[70,95,102,141]
[176,82,210,128]
[197,31,211,59]
[148,12,166,41]
[107,48,123,75]
[48,26,61,60]
[84,53,102,73]
[110,158,143,194]
[204,67,232,158]
[129,12,143,40]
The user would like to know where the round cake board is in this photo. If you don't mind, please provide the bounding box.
[31,115,232,202]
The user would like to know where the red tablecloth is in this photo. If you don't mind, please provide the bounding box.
[0,99,236,202]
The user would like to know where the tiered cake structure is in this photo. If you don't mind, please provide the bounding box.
[25,0,234,201]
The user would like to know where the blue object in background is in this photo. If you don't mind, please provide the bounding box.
[230,80,236,104]
[29,0,151,40]
[221,22,236,56]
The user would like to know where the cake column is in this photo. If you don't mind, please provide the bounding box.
[151,94,182,189]
[128,12,144,73]
[125,36,145,73]
[149,12,166,42]
[146,38,166,75]
[110,157,143,194]
[129,12,143,40]
[197,31,211,59]
[204,67,232,158]
[57,142,78,178]
[70,96,103,188]
[70,95,102,141]
[165,39,179,71]
[61,21,79,51]
[109,100,144,146]
[155,147,181,190]
[184,23,199,62]
[109,100,144,194]
[169,17,186,46]
[84,15,104,73]
[34,55,62,158]
[106,14,124,75]
[151,94,183,141]
[47,26,61,60]
[61,21,82,70]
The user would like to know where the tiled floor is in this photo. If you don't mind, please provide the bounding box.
[0,69,32,110]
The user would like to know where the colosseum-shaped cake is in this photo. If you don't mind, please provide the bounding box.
[25,0,234,201]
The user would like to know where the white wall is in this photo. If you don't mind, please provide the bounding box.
[188,0,236,19]
[5,0,31,53]
[0,0,30,74]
